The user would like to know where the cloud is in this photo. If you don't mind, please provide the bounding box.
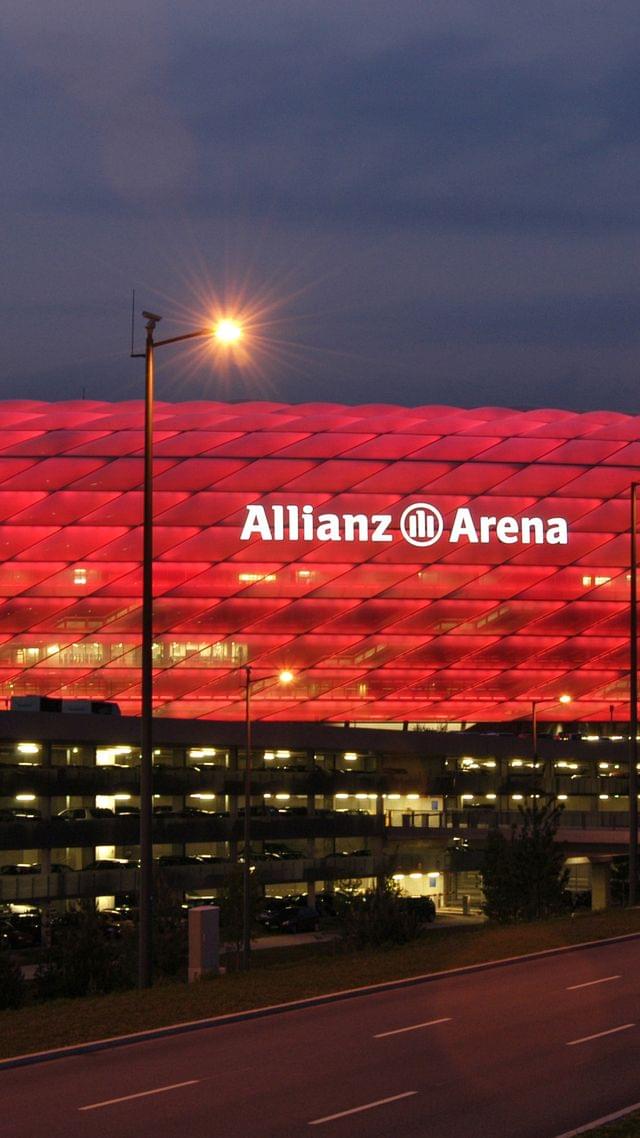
[2,0,640,409]
[3,1,640,231]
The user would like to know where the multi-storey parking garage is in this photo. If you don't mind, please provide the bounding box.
[0,712,633,913]
[0,399,638,914]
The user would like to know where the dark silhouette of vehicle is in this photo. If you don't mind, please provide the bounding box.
[57,807,114,820]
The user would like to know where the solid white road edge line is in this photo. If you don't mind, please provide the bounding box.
[552,1098,640,1138]
[566,975,621,991]
[78,1079,200,1111]
[309,1091,417,1125]
[7,929,640,1072]
[566,1023,634,1047]
[374,1017,452,1038]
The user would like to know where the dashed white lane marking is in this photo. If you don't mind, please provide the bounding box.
[566,1023,634,1047]
[374,1016,452,1039]
[309,1091,417,1125]
[567,975,620,991]
[78,1079,199,1111]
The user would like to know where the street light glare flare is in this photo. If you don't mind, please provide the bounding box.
[278,669,295,685]
[213,318,243,344]
[559,694,572,704]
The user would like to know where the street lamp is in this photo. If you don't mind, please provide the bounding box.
[132,309,243,989]
[531,694,572,799]
[242,666,294,971]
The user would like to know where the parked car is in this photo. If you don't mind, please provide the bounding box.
[241,805,288,818]
[156,854,202,867]
[0,918,35,949]
[263,843,302,861]
[257,896,298,925]
[57,807,115,821]
[262,904,319,933]
[0,806,42,821]
[404,896,437,922]
[310,890,351,918]
[83,857,139,871]
[97,907,136,938]
[0,863,40,875]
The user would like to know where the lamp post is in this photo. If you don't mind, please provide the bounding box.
[531,694,571,800]
[629,482,638,906]
[241,667,294,971]
[132,310,243,989]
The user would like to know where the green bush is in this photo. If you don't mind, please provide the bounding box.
[35,905,136,999]
[0,949,26,1009]
[339,879,422,950]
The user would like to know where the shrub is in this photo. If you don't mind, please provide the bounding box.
[339,879,423,950]
[0,949,26,1009]
[35,905,136,999]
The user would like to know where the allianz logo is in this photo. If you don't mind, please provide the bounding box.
[240,502,568,547]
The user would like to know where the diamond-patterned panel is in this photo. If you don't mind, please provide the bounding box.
[0,400,637,723]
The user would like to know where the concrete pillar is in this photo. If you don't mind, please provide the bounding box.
[39,741,53,945]
[229,745,238,863]
[306,755,316,902]
[40,740,52,871]
[188,905,220,981]
[591,861,611,911]
[374,787,386,891]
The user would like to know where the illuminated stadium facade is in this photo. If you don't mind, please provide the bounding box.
[0,399,636,724]
[0,400,637,913]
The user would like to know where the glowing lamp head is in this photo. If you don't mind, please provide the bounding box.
[213,318,242,345]
[278,669,295,685]
[558,694,572,705]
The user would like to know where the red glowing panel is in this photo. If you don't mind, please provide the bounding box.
[0,562,69,596]
[0,399,637,721]
[0,458,107,490]
[0,492,48,521]
[11,491,121,526]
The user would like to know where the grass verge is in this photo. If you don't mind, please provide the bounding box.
[580,1114,640,1137]
[2,908,640,1062]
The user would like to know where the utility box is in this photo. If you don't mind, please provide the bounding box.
[188,905,220,982]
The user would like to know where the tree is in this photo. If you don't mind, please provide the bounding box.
[218,864,261,969]
[482,800,569,923]
[153,873,187,977]
[482,826,520,923]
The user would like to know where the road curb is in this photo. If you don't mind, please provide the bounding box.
[3,928,640,1071]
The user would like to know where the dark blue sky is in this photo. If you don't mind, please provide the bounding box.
[2,1,640,411]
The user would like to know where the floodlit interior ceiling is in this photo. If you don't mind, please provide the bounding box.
[0,399,637,722]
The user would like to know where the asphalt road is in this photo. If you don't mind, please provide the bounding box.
[4,937,640,1138]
